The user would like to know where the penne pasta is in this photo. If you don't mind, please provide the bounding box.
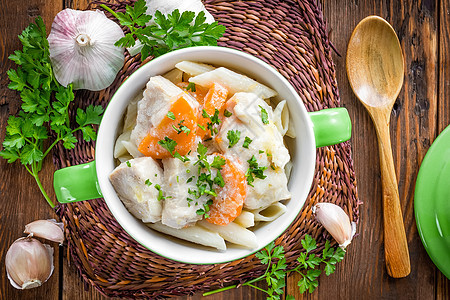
[273,100,289,136]
[114,131,131,158]
[234,210,255,228]
[117,155,133,163]
[285,161,293,182]
[198,220,258,249]
[252,202,287,222]
[163,68,183,84]
[124,96,140,132]
[122,140,143,158]
[175,61,216,76]
[148,222,226,251]
[189,67,278,99]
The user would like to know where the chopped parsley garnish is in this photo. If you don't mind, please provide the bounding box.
[187,142,227,213]
[224,109,233,117]
[167,111,175,120]
[202,109,221,136]
[197,124,206,131]
[172,120,190,135]
[145,179,152,186]
[246,155,267,186]
[259,105,269,124]
[154,184,165,201]
[186,82,196,92]
[259,150,264,154]
[158,136,189,162]
[158,136,177,154]
[187,176,194,183]
[243,137,253,148]
[196,199,213,218]
[126,161,131,167]
[211,156,226,170]
[227,130,241,148]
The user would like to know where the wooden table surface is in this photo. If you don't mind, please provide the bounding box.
[1,0,449,299]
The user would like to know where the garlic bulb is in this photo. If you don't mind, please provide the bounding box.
[5,237,54,289]
[48,9,125,91]
[145,0,215,24]
[312,203,356,248]
[24,219,64,244]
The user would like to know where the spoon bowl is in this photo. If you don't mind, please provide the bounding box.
[347,16,404,108]
[346,16,410,278]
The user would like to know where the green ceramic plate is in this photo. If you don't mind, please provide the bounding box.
[415,125,450,279]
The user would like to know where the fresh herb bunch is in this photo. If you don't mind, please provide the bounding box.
[203,234,346,299]
[101,0,226,60]
[0,17,104,208]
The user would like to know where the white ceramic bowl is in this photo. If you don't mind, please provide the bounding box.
[55,46,350,264]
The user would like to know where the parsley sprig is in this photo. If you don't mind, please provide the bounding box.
[0,17,104,208]
[100,0,226,60]
[203,235,346,298]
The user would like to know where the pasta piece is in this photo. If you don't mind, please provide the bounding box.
[117,154,133,163]
[163,68,183,84]
[114,131,131,158]
[273,100,289,136]
[234,211,255,228]
[284,161,293,182]
[252,202,287,222]
[198,220,258,249]
[124,96,140,132]
[175,61,216,76]
[122,140,144,158]
[189,67,277,99]
[148,222,226,251]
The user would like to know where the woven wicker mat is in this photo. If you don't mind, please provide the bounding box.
[53,0,359,298]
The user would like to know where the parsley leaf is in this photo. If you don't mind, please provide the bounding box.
[187,82,196,92]
[227,130,241,148]
[245,155,267,186]
[203,235,346,298]
[167,111,175,120]
[158,136,177,154]
[0,17,104,208]
[243,136,252,148]
[259,105,269,124]
[101,0,226,60]
[224,109,232,117]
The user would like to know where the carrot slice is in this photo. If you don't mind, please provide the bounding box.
[177,82,209,105]
[197,83,229,139]
[138,94,197,159]
[207,155,246,225]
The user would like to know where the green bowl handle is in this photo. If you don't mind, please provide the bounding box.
[53,161,102,203]
[308,107,352,148]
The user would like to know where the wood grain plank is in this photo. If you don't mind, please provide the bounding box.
[0,0,63,299]
[287,0,439,298]
[437,0,450,298]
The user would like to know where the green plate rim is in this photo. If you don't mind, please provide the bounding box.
[414,124,450,279]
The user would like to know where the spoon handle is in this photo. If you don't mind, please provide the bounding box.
[373,115,411,278]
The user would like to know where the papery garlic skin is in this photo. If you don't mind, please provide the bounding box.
[5,237,54,289]
[48,9,125,91]
[313,202,355,248]
[24,219,64,244]
[145,0,215,24]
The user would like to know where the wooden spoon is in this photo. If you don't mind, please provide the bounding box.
[346,16,410,278]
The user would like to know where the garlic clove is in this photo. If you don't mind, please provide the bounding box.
[312,202,356,248]
[24,219,64,244]
[48,9,125,91]
[5,237,54,289]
